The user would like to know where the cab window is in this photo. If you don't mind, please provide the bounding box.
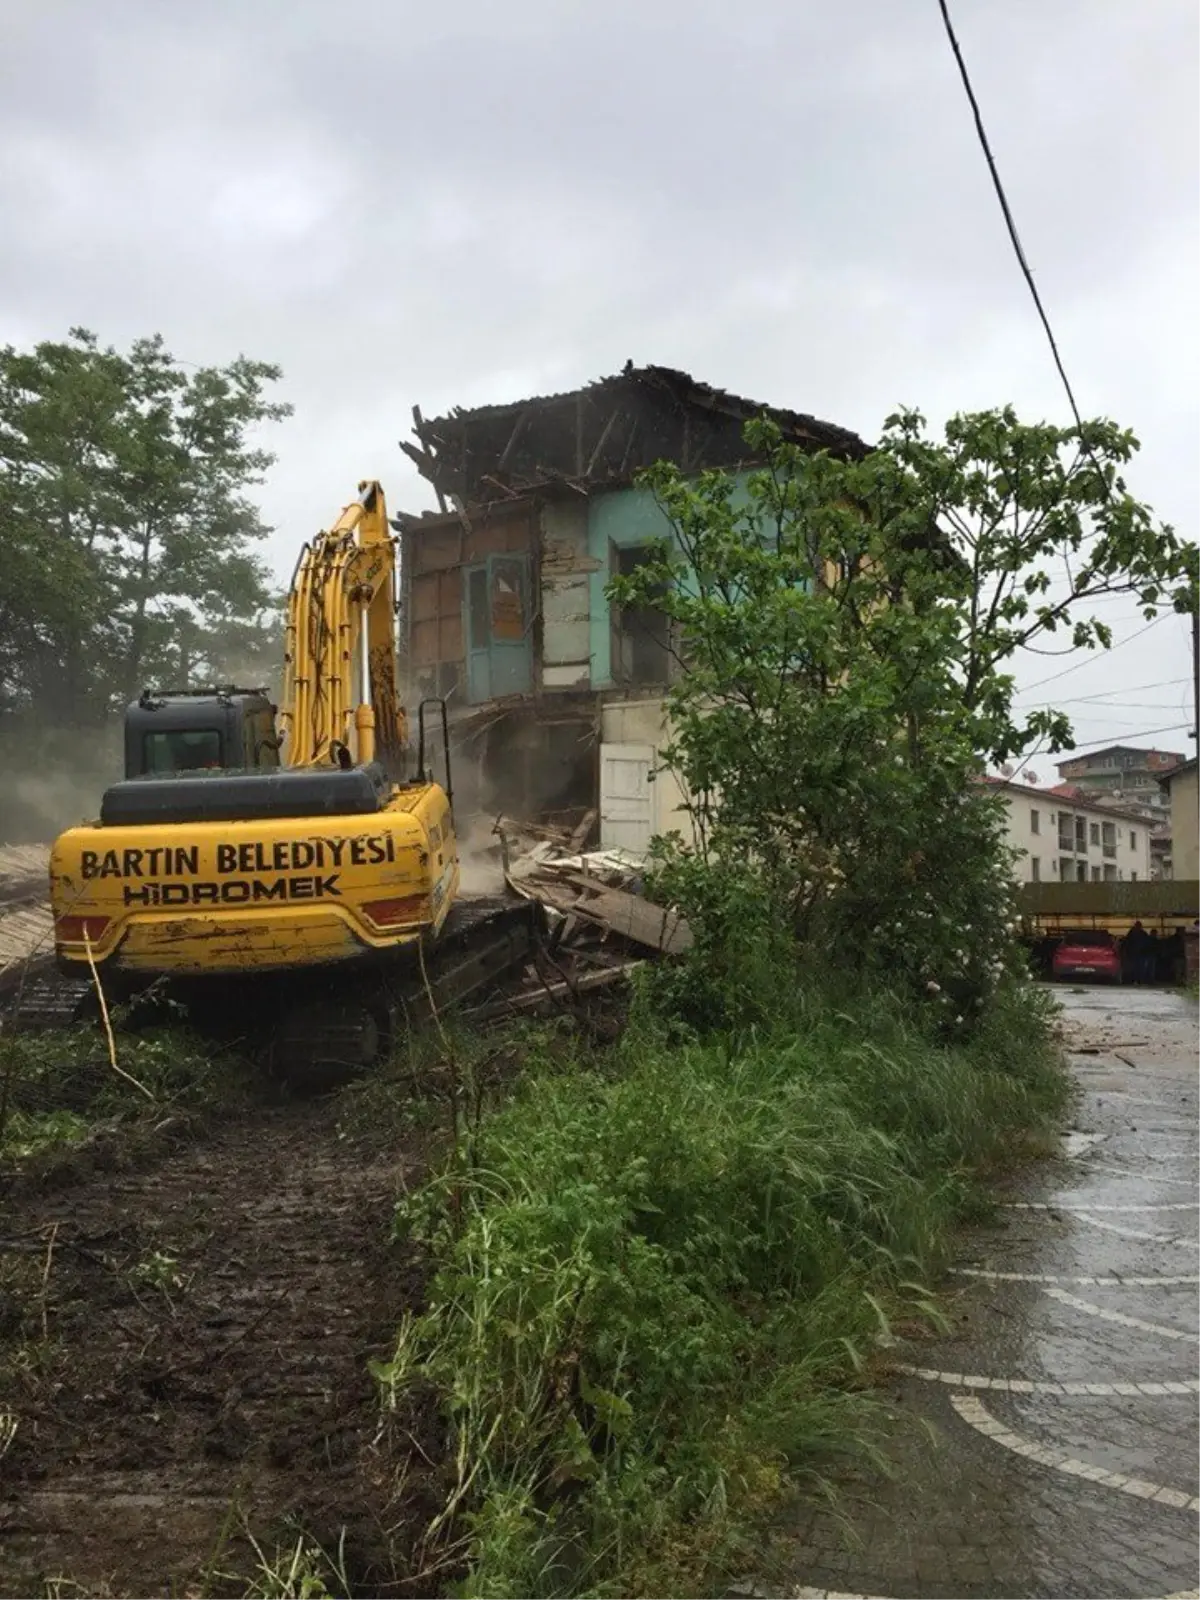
[144,729,222,773]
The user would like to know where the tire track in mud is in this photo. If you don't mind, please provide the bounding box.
[0,1092,436,1598]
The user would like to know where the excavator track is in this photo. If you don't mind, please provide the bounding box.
[267,894,546,1083]
[4,896,545,1088]
[2,970,94,1033]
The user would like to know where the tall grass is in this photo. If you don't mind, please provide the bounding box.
[379,976,1066,1597]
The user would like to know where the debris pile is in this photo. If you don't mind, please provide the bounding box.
[0,843,53,994]
[465,812,692,1023]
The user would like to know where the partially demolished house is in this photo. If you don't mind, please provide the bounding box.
[395,363,866,850]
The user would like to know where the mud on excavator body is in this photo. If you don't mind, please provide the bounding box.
[50,766,459,977]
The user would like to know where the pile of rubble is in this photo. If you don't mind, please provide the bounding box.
[0,844,53,996]
[466,811,692,1022]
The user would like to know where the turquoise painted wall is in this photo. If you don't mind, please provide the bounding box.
[588,470,798,686]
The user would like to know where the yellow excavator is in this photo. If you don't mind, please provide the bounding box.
[44,482,539,1073]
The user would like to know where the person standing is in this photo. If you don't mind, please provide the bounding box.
[1123,921,1148,984]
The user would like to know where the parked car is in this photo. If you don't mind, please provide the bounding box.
[1051,930,1122,984]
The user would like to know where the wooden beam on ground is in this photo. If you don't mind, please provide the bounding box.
[553,875,692,956]
[469,959,642,1021]
[567,808,598,853]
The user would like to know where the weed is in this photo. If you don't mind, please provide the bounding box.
[129,1248,189,1299]
[237,1526,350,1600]
[0,1023,250,1166]
[382,974,1066,1596]
[1,1108,90,1160]
[43,1578,116,1599]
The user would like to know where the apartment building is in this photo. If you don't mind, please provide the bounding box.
[1160,758,1198,880]
[985,777,1152,884]
[1055,745,1184,813]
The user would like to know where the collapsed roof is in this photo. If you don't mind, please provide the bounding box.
[402,361,867,505]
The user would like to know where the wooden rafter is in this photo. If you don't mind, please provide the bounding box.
[585,406,624,477]
[497,409,531,470]
[481,474,521,500]
[618,416,640,476]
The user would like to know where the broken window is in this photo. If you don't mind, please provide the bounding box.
[610,543,671,685]
[489,556,528,642]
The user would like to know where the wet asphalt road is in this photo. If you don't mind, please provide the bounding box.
[776,984,1200,1600]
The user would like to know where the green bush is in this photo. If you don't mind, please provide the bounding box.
[379,976,1066,1597]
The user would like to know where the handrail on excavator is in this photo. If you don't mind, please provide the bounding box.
[416,699,453,807]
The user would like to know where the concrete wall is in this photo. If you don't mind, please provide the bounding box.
[997,785,1152,883]
[1169,767,1199,880]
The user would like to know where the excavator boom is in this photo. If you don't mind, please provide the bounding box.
[281,480,407,772]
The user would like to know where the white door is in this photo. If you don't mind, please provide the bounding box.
[599,743,654,855]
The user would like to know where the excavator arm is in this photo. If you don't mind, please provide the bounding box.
[280,480,407,772]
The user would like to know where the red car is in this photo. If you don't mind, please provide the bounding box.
[1051,930,1122,984]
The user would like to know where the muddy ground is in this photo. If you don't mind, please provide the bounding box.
[0,1082,446,1598]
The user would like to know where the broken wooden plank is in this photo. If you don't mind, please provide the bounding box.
[469,959,643,1021]
[567,808,597,854]
[549,879,692,956]
[492,814,573,846]
[498,408,531,470]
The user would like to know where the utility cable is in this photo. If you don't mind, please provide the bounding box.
[935,0,1091,445]
[1017,616,1171,694]
[935,0,1200,743]
[1015,677,1189,707]
[1053,722,1191,750]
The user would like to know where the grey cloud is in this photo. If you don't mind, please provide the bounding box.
[1,0,1195,747]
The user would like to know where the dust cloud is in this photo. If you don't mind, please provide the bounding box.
[0,725,122,845]
[454,816,507,896]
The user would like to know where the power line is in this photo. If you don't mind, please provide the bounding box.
[939,0,1199,736]
[1001,715,1191,787]
[1017,616,1173,694]
[1038,701,1191,714]
[936,0,1090,441]
[1050,716,1190,733]
[1058,722,1191,751]
[1017,672,1196,704]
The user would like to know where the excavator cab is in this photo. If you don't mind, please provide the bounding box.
[125,688,280,778]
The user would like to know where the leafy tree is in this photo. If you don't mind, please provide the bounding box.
[610,409,1197,1028]
[879,407,1197,756]
[0,327,290,727]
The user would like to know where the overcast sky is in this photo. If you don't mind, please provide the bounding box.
[2,0,1196,767]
